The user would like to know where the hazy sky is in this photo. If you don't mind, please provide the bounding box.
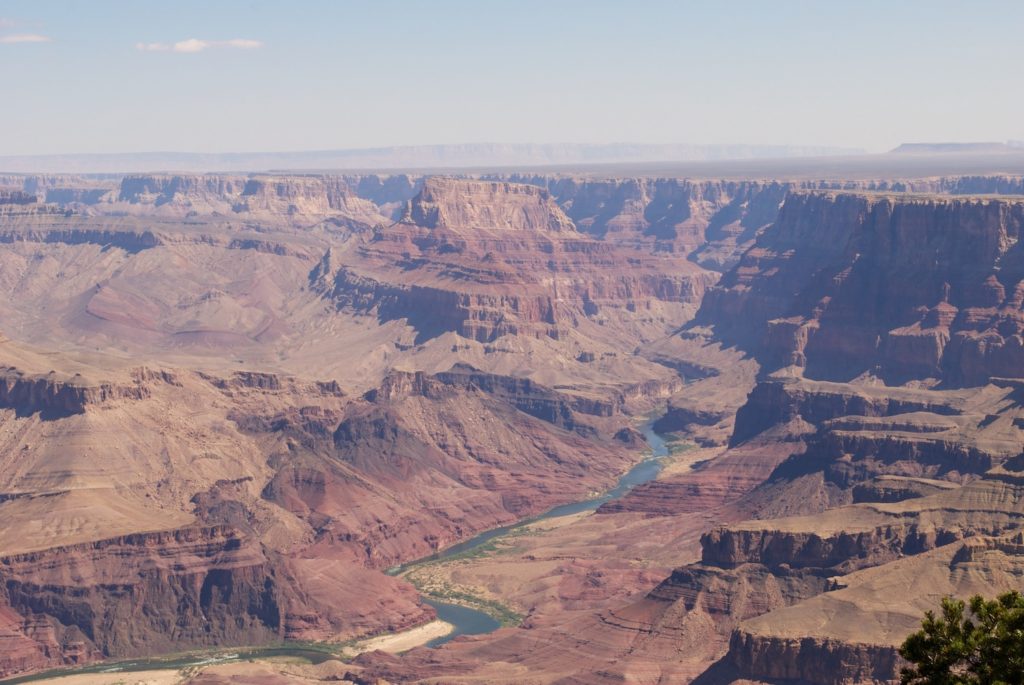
[1,0,1022,155]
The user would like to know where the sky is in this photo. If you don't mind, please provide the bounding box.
[0,0,1022,156]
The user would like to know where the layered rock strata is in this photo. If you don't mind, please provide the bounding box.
[316,178,716,343]
[697,192,1024,385]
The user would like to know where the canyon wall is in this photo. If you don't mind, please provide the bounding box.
[315,177,717,343]
[698,191,1024,385]
[0,526,283,677]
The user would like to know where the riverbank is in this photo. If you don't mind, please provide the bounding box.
[7,622,456,685]
[389,419,684,642]
[15,671,181,685]
[343,619,454,656]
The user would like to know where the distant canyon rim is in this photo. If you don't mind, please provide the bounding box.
[1,155,1024,684]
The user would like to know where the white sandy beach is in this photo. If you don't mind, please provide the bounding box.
[344,619,454,656]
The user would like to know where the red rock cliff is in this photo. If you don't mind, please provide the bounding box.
[697,191,1024,385]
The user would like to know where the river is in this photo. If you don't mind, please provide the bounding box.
[0,420,671,683]
[409,418,670,647]
[0,648,337,684]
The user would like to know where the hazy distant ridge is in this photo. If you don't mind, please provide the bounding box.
[0,142,863,174]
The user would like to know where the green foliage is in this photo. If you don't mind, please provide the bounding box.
[900,591,1024,685]
[403,575,524,627]
[427,586,524,627]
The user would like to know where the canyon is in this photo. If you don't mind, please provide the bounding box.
[1,165,1024,684]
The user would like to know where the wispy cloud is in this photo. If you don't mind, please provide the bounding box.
[135,38,262,53]
[0,33,51,44]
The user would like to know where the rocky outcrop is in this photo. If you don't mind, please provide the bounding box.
[0,526,284,678]
[700,523,951,573]
[715,527,1024,685]
[409,178,576,233]
[367,364,611,430]
[326,267,564,342]
[939,175,1024,196]
[202,370,344,397]
[43,188,109,205]
[367,365,680,430]
[730,375,966,446]
[491,175,1024,273]
[19,175,119,196]
[0,227,162,252]
[727,375,1021,517]
[704,467,1024,574]
[351,174,421,211]
[318,178,717,342]
[0,369,150,417]
[653,402,732,434]
[851,475,959,503]
[0,190,36,205]
[118,174,249,205]
[780,427,1003,487]
[114,174,388,226]
[727,630,902,685]
[498,176,790,267]
[647,564,834,625]
[233,176,382,220]
[0,215,322,257]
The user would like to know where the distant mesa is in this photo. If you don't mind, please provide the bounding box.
[890,141,1023,154]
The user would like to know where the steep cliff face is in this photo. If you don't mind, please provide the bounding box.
[591,344,1024,685]
[713,467,1024,571]
[317,177,717,343]
[722,528,1024,685]
[725,376,1021,524]
[43,188,109,205]
[13,172,418,216]
[701,522,950,573]
[324,267,564,342]
[940,175,1024,196]
[22,173,1024,250]
[0,369,150,417]
[646,563,834,627]
[0,190,36,205]
[697,192,1024,385]
[0,226,162,252]
[113,174,388,226]
[727,631,903,685]
[731,375,967,446]
[778,422,1008,488]
[0,347,449,678]
[0,526,283,678]
[502,176,1024,271]
[410,178,576,233]
[118,174,249,207]
[233,176,382,220]
[498,176,791,268]
[351,174,421,212]
[367,364,617,430]
[668,464,1024,684]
